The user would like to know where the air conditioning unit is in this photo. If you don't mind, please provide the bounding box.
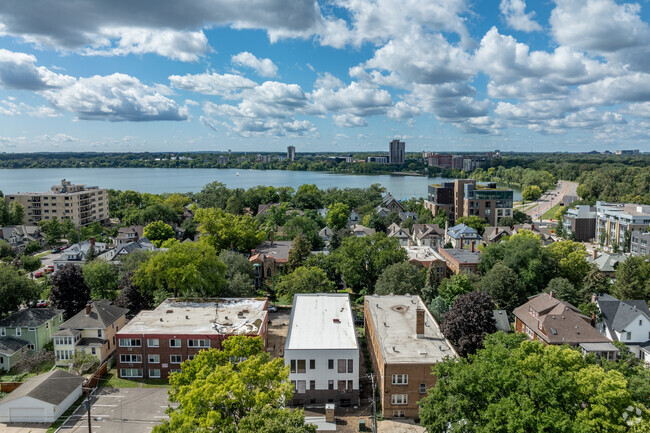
[128,347,133,351]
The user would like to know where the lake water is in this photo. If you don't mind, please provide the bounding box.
[0,168,522,200]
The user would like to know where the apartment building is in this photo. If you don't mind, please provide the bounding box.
[5,179,109,227]
[562,205,596,242]
[596,201,650,251]
[287,145,296,161]
[630,230,650,256]
[425,180,513,226]
[284,294,359,407]
[437,247,480,275]
[115,298,269,379]
[364,295,457,418]
[389,139,405,164]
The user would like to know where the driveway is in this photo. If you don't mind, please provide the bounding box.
[0,422,50,433]
[60,387,173,433]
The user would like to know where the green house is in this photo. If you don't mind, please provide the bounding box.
[0,308,64,370]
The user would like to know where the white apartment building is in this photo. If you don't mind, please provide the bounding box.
[595,201,650,251]
[284,294,359,407]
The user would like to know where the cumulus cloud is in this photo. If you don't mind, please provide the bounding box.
[169,72,256,96]
[231,52,278,77]
[500,0,542,32]
[41,73,189,121]
[0,49,73,90]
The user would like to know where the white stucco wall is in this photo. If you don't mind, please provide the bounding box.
[285,348,359,392]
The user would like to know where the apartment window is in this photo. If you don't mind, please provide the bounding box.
[296,380,306,394]
[393,410,405,418]
[169,339,181,347]
[188,339,210,348]
[0,328,5,336]
[338,380,346,392]
[338,359,346,373]
[290,360,296,373]
[147,339,159,347]
[347,359,353,374]
[97,330,102,338]
[391,394,408,405]
[640,320,643,326]
[328,380,334,390]
[119,338,141,347]
[91,348,96,355]
[627,332,632,340]
[347,380,353,390]
[149,354,160,363]
[170,355,182,364]
[310,359,315,369]
[188,354,195,360]
[297,359,306,373]
[56,350,74,361]
[15,328,21,336]
[328,359,334,370]
[420,383,427,394]
[169,369,182,374]
[148,369,161,378]
[392,374,408,385]
[120,354,142,363]
[120,368,143,378]
[310,380,316,390]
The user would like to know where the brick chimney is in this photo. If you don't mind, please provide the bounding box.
[416,306,425,338]
[459,236,464,249]
[592,249,598,260]
[85,303,92,316]
[549,290,556,298]
[269,230,274,245]
[590,312,596,327]
[495,226,498,235]
[90,237,95,247]
[471,241,475,252]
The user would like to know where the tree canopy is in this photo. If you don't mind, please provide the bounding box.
[275,266,335,302]
[442,291,497,357]
[374,261,425,296]
[143,221,176,248]
[194,207,266,254]
[611,256,650,301]
[50,264,90,319]
[83,259,119,300]
[218,250,256,297]
[326,202,350,231]
[476,263,523,313]
[0,264,40,316]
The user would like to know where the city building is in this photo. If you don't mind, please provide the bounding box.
[115,298,269,379]
[437,247,480,275]
[513,292,617,359]
[287,145,296,161]
[366,156,388,164]
[424,180,513,226]
[595,201,650,251]
[255,154,273,163]
[0,308,64,364]
[5,179,109,227]
[630,230,650,256]
[425,153,452,169]
[0,225,46,252]
[562,205,596,242]
[389,139,405,164]
[595,294,650,362]
[284,294,358,407]
[445,223,482,249]
[249,240,293,287]
[364,295,457,418]
[53,300,127,366]
[615,149,640,155]
[404,246,447,283]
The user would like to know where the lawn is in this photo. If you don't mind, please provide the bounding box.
[542,203,563,220]
[143,378,170,388]
[46,395,85,433]
[34,251,50,259]
[100,369,140,388]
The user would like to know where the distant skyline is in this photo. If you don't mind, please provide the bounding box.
[0,1,650,153]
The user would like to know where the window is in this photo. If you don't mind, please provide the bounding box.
[310,380,316,390]
[328,380,334,390]
[0,328,5,336]
[119,338,141,347]
[120,368,143,378]
[348,359,353,374]
[120,354,142,363]
[56,350,74,361]
[338,359,346,373]
[148,369,161,378]
[393,410,405,418]
[170,355,182,364]
[296,380,306,394]
[420,383,427,394]
[91,348,96,355]
[188,355,195,360]
[392,374,408,385]
[338,380,346,392]
[97,330,102,338]
[28,344,35,350]
[28,327,36,331]
[328,359,334,370]
[627,332,632,340]
[149,354,160,363]
[188,339,210,348]
[310,359,315,369]
[640,320,643,326]
[15,328,21,336]
[347,380,353,390]
[147,339,159,347]
[297,359,306,373]
[169,339,181,348]
[391,394,408,405]
[290,360,296,373]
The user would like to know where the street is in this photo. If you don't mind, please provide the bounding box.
[524,180,579,221]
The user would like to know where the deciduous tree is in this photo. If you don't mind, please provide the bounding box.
[456,215,486,235]
[114,271,152,316]
[82,259,119,300]
[522,185,543,201]
[287,234,312,271]
[438,274,475,304]
[442,291,497,357]
[326,202,350,231]
[194,207,266,253]
[275,266,335,301]
[375,262,425,296]
[0,264,40,316]
[50,264,90,319]
[219,250,256,297]
[143,220,176,247]
[476,263,523,313]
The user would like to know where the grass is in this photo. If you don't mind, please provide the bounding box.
[100,369,140,388]
[34,251,50,259]
[46,394,85,433]
[541,203,563,220]
[143,378,170,388]
[0,372,38,382]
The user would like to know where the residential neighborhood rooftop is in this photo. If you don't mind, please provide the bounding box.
[285,294,357,351]
[0,308,63,328]
[118,298,268,336]
[365,295,457,364]
[250,241,293,262]
[0,336,30,355]
[56,300,127,332]
[0,370,84,406]
[439,248,480,264]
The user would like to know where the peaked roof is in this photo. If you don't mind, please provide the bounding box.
[0,336,30,355]
[387,223,410,237]
[483,226,513,242]
[0,308,63,328]
[493,310,510,333]
[59,300,127,330]
[0,370,84,406]
[382,193,404,211]
[587,252,627,273]
[597,293,650,335]
[447,223,482,239]
[412,224,444,239]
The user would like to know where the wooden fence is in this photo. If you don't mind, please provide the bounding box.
[0,382,22,393]
[84,358,109,388]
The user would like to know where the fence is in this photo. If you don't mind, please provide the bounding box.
[0,382,22,393]
[84,357,110,388]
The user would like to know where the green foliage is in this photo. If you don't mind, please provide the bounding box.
[326,202,350,230]
[611,256,650,301]
[476,263,523,313]
[0,240,14,258]
[438,274,475,304]
[143,221,175,247]
[374,262,425,296]
[83,259,119,300]
[582,265,611,295]
[294,184,323,209]
[287,234,312,271]
[283,216,323,250]
[19,254,41,273]
[114,271,152,316]
[194,207,265,254]
[218,250,256,297]
[50,264,90,319]
[427,296,448,324]
[547,240,590,291]
[68,351,99,375]
[545,277,583,306]
[25,241,41,255]
[7,201,24,225]
[432,208,449,227]
[303,252,340,284]
[133,242,226,298]
[456,216,487,235]
[275,266,335,301]
[419,332,647,433]
[117,249,153,276]
[38,217,64,245]
[521,185,543,201]
[362,212,387,233]
[0,264,40,315]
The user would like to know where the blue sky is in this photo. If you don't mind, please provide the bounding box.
[0,0,649,153]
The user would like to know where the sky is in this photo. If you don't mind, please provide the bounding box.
[0,0,650,153]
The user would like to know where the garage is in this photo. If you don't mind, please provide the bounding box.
[0,370,84,423]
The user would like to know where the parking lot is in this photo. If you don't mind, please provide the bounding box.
[60,388,173,433]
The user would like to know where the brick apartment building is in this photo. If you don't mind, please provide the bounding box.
[437,247,480,275]
[115,298,268,379]
[364,295,457,419]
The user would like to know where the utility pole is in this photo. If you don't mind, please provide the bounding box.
[370,373,377,433]
[84,387,92,433]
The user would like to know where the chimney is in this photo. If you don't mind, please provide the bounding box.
[531,224,535,231]
[549,290,556,298]
[591,293,597,303]
[459,236,464,249]
[471,241,475,252]
[90,237,95,247]
[495,226,498,235]
[416,307,425,338]
[592,249,598,260]
[85,303,92,316]
[590,312,596,327]
[269,230,274,245]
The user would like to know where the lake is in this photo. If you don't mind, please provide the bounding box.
[0,168,522,200]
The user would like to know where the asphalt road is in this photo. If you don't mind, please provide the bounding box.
[525,180,579,221]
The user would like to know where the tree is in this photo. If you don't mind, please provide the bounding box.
[362,212,387,233]
[114,272,152,316]
[432,209,448,227]
[20,254,41,273]
[0,264,40,316]
[326,202,350,231]
[521,185,543,201]
[476,263,523,313]
[194,208,266,254]
[154,336,314,433]
[0,240,14,259]
[385,211,402,227]
[456,216,486,235]
[68,352,99,375]
[8,201,24,225]
[118,249,153,276]
[419,333,646,433]
[219,250,256,297]
[50,264,91,319]
[195,181,231,209]
[545,277,583,306]
[611,255,650,301]
[582,265,611,296]
[375,262,425,296]
[143,221,175,247]
[442,291,497,357]
[38,217,63,245]
[283,216,323,250]
[275,266,335,301]
[428,296,449,324]
[294,184,323,209]
[287,234,312,271]
[82,260,119,300]
[133,242,226,299]
[25,241,41,255]
[547,240,590,291]
[438,274,475,304]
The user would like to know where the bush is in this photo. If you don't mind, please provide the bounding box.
[12,350,55,374]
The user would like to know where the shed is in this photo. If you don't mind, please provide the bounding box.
[0,370,84,423]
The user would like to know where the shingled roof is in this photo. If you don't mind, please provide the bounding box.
[0,370,84,406]
[597,293,650,337]
[0,308,63,328]
[0,336,30,355]
[58,300,127,330]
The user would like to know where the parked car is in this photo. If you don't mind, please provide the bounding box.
[34,271,44,278]
[51,247,62,253]
[44,266,54,274]
[36,300,49,308]
[268,305,278,313]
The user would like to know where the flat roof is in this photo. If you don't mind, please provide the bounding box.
[285,294,358,351]
[365,295,457,364]
[117,298,267,336]
[404,246,444,262]
[440,248,480,264]
[579,342,619,352]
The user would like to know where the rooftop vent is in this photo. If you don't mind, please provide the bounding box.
[186,316,189,320]
[551,328,558,335]
[166,310,173,314]
[333,318,340,323]
[159,318,163,322]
